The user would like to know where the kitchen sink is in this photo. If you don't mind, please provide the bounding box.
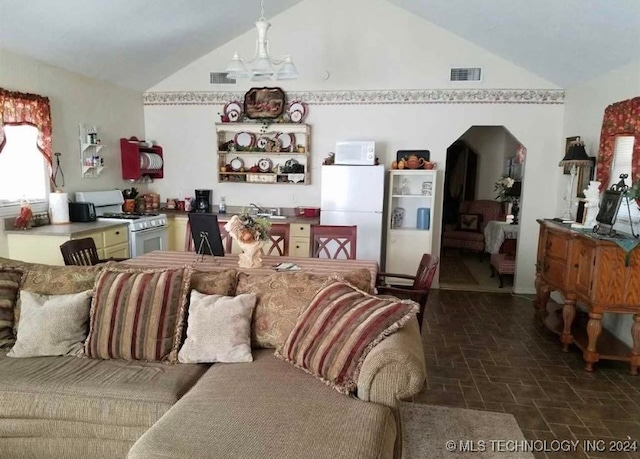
[252,213,287,220]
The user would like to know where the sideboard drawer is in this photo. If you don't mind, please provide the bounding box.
[291,223,310,238]
[545,233,570,260]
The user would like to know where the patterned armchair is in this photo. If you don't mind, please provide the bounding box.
[442,200,504,258]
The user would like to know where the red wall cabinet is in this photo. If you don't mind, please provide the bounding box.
[120,137,164,180]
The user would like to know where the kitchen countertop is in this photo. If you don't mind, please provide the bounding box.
[4,221,128,237]
[163,209,320,225]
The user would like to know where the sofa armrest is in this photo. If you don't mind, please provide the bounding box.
[356,316,426,408]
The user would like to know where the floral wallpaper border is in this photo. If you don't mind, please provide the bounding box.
[144,89,565,106]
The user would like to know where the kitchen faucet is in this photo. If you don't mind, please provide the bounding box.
[249,203,266,214]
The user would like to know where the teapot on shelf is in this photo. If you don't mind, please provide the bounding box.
[404,154,425,169]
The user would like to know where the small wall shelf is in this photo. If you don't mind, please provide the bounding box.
[78,124,105,179]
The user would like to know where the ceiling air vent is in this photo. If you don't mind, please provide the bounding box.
[210,72,236,85]
[450,67,482,82]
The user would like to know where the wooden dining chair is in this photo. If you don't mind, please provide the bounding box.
[185,220,232,254]
[264,224,290,256]
[60,238,128,266]
[310,225,357,260]
[376,253,439,331]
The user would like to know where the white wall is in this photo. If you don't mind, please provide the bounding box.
[0,48,145,257]
[460,126,508,200]
[562,60,640,347]
[144,0,565,293]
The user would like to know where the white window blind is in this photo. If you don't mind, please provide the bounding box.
[608,136,637,225]
[0,125,49,216]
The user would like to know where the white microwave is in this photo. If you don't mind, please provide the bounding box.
[335,141,376,165]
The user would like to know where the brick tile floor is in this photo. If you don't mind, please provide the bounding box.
[411,290,640,459]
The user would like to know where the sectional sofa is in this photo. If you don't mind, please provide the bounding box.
[0,257,426,459]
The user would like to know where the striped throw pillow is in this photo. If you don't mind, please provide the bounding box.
[0,266,23,349]
[275,281,418,394]
[85,265,192,363]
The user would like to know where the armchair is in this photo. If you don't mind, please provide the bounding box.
[441,200,503,259]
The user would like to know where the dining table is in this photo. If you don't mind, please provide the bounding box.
[121,251,379,290]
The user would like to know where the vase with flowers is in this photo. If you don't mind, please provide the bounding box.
[224,214,271,268]
[494,176,516,217]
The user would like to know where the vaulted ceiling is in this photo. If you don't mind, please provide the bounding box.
[0,0,638,91]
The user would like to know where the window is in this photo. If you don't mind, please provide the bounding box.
[0,125,49,215]
[608,135,637,225]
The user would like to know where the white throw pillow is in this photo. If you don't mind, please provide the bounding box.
[8,290,92,358]
[178,291,257,364]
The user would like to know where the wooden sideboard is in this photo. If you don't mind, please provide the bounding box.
[534,219,640,374]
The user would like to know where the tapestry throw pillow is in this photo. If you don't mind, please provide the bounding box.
[458,213,482,232]
[275,281,419,395]
[0,266,24,349]
[190,269,237,296]
[85,265,192,363]
[8,290,92,358]
[178,291,257,364]
[235,269,372,350]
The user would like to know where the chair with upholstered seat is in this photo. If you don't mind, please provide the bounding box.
[60,238,128,266]
[310,225,357,260]
[264,224,290,256]
[442,200,503,259]
[376,253,439,331]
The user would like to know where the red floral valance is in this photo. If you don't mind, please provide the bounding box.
[596,96,640,189]
[0,88,53,170]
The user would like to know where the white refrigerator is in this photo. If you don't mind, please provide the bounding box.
[320,165,385,264]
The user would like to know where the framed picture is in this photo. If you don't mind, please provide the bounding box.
[244,87,285,119]
[576,157,596,198]
[595,190,623,225]
[563,136,580,174]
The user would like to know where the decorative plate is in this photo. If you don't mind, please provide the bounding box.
[287,101,307,122]
[276,132,295,152]
[257,157,273,173]
[234,132,256,149]
[289,110,303,123]
[229,157,244,172]
[256,135,270,150]
[227,109,241,122]
[224,101,243,118]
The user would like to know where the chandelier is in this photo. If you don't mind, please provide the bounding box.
[225,0,298,81]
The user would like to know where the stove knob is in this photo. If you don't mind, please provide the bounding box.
[141,222,148,229]
[151,220,157,227]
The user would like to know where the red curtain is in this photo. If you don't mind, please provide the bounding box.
[596,96,640,189]
[0,88,53,171]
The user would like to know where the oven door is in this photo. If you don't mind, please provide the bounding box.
[130,226,168,258]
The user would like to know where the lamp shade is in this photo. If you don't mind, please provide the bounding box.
[559,137,592,167]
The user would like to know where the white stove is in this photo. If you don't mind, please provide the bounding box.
[75,190,168,257]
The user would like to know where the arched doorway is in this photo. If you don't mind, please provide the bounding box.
[439,126,526,292]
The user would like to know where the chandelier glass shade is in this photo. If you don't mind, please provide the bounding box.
[225,1,298,81]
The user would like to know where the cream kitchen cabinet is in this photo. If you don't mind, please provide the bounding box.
[168,216,189,251]
[385,170,438,283]
[6,223,129,265]
[289,223,311,257]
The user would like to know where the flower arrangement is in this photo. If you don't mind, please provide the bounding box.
[494,176,516,202]
[625,176,640,205]
[234,213,271,243]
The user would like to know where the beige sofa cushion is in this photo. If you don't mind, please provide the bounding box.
[190,268,237,296]
[178,292,256,364]
[8,290,92,358]
[236,268,373,349]
[128,350,396,459]
[0,349,207,433]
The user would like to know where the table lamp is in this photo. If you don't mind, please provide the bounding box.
[559,137,592,221]
[505,181,522,225]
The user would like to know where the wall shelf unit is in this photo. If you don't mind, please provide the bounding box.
[120,137,164,181]
[215,122,311,185]
[78,124,105,179]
